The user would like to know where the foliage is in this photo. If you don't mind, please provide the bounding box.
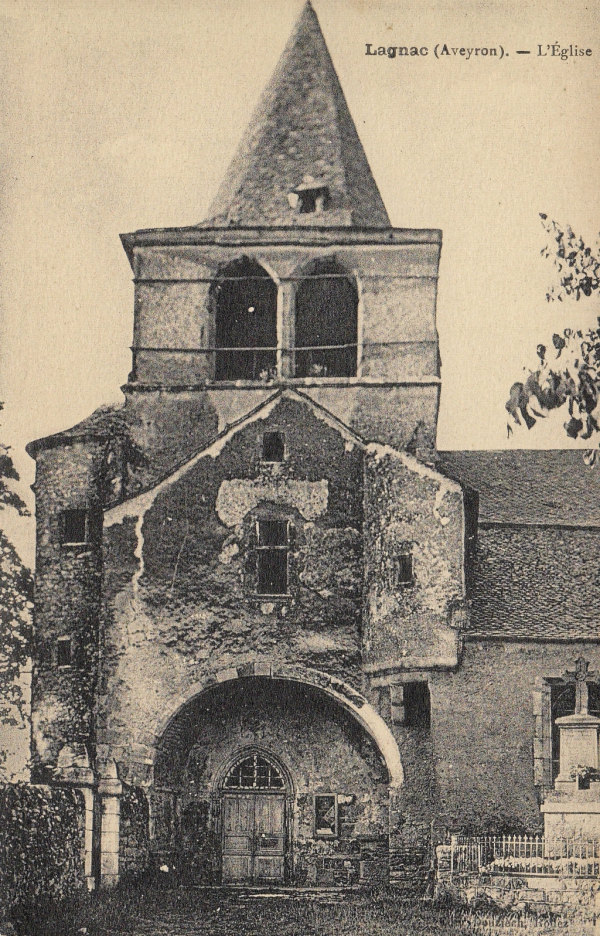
[506,217,600,458]
[0,781,85,924]
[0,404,32,734]
[569,764,600,784]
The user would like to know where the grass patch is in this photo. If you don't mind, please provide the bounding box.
[7,885,577,936]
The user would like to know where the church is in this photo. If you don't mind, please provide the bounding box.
[26,2,600,890]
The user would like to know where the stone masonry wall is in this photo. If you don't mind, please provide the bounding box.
[430,641,600,833]
[31,441,105,771]
[98,397,366,766]
[363,448,465,670]
[132,242,439,385]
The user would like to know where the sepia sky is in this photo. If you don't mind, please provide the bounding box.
[1,0,599,563]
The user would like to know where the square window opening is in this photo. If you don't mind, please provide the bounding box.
[262,431,285,463]
[57,637,72,667]
[61,509,88,545]
[315,794,338,837]
[403,681,431,731]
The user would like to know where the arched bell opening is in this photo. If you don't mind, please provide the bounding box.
[294,258,358,378]
[212,257,278,381]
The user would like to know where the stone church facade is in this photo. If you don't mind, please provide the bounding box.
[27,2,600,889]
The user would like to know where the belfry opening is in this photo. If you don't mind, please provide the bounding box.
[213,257,278,381]
[294,259,358,377]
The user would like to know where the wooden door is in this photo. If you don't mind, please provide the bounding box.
[253,793,285,882]
[222,793,285,883]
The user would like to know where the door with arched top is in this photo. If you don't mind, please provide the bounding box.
[221,752,287,883]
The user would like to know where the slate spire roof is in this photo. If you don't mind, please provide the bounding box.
[202,1,390,228]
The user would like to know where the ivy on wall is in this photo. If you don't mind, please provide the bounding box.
[0,782,85,916]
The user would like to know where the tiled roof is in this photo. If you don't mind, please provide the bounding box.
[202,2,390,228]
[437,450,600,528]
[26,404,127,455]
[467,523,600,640]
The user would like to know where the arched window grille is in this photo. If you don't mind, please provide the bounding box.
[223,753,285,790]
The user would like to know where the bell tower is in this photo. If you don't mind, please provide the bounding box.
[120,0,442,456]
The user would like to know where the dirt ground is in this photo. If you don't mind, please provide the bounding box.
[12,886,578,936]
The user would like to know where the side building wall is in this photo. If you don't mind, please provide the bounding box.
[430,640,600,833]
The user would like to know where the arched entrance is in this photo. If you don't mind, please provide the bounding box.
[219,750,291,883]
[151,668,402,885]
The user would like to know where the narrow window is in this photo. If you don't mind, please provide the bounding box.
[315,794,338,837]
[60,509,88,545]
[256,520,288,595]
[403,682,431,731]
[57,637,72,667]
[262,431,285,463]
[396,551,413,587]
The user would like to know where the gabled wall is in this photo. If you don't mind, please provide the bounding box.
[98,397,366,769]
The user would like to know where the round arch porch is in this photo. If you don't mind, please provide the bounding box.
[144,662,403,886]
[151,661,403,788]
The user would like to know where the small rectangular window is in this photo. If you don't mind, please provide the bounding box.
[396,552,413,586]
[315,794,338,837]
[57,637,72,667]
[60,509,88,545]
[262,431,285,463]
[403,681,431,731]
[256,520,288,595]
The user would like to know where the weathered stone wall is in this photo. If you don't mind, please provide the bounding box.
[363,448,465,670]
[430,642,600,833]
[437,859,600,927]
[152,678,389,884]
[31,442,104,771]
[98,397,366,764]
[128,238,441,453]
[119,785,150,878]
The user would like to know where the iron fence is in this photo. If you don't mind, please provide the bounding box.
[449,834,600,879]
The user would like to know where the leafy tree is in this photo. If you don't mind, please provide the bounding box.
[506,216,600,462]
[0,404,33,734]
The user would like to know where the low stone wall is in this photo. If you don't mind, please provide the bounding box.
[436,845,600,924]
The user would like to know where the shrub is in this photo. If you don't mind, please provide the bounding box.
[0,781,85,926]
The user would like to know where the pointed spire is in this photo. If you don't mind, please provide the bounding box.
[202,1,390,228]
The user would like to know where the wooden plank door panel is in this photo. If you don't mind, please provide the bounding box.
[253,794,285,882]
[222,794,254,883]
[222,792,286,883]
